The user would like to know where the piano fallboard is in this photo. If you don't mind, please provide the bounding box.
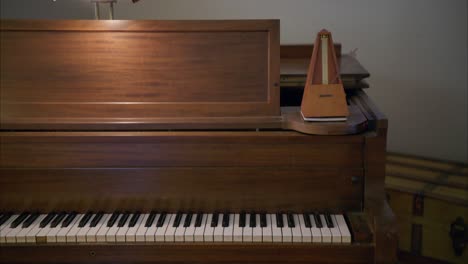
[0,131,364,213]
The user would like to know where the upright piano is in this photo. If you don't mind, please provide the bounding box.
[0,20,397,263]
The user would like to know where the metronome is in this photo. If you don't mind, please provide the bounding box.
[301,29,349,122]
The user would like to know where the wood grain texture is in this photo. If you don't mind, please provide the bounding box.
[0,243,374,264]
[0,167,363,212]
[0,130,364,212]
[0,20,280,130]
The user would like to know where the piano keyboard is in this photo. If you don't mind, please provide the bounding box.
[0,212,351,244]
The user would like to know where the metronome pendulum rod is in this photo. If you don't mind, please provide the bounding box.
[321,34,328,85]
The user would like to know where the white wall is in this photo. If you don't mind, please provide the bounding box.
[1,0,467,163]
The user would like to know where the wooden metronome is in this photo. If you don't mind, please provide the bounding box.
[301,29,349,121]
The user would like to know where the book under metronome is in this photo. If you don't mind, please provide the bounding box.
[300,29,349,122]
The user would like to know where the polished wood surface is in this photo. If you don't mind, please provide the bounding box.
[0,20,280,130]
[0,130,364,213]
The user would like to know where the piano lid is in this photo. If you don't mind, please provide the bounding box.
[0,20,280,130]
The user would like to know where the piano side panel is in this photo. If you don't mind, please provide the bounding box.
[0,131,365,212]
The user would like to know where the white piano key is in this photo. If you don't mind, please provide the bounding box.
[298,214,312,243]
[310,215,322,243]
[76,225,92,243]
[329,215,342,243]
[213,215,224,242]
[0,215,16,230]
[291,214,303,243]
[0,214,19,243]
[96,215,114,243]
[116,214,132,242]
[184,214,197,242]
[56,215,79,243]
[105,215,123,243]
[66,214,86,243]
[319,215,332,243]
[3,213,29,243]
[232,214,243,242]
[203,214,215,242]
[242,213,253,242]
[281,214,292,243]
[155,214,172,242]
[271,214,282,242]
[262,214,273,243]
[36,217,56,243]
[16,215,47,244]
[223,214,234,242]
[25,215,48,243]
[86,214,110,243]
[334,214,351,243]
[4,224,24,243]
[47,221,67,243]
[174,214,187,242]
[193,214,207,242]
[135,214,151,242]
[126,214,143,242]
[144,214,159,242]
[252,214,262,242]
[164,214,178,242]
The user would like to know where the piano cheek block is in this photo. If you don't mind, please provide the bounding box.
[0,19,395,264]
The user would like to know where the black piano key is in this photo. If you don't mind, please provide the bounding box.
[222,213,230,227]
[0,212,13,226]
[61,212,77,228]
[78,212,94,228]
[210,212,219,227]
[260,213,267,228]
[303,213,312,228]
[287,213,295,228]
[145,211,157,227]
[10,212,30,228]
[184,213,193,227]
[107,212,120,227]
[250,213,256,228]
[324,213,334,228]
[173,212,183,228]
[276,213,284,228]
[128,212,141,227]
[50,212,67,228]
[90,212,104,228]
[313,213,323,228]
[40,212,57,228]
[239,212,246,228]
[117,212,130,227]
[22,212,40,228]
[194,213,203,227]
[156,212,167,227]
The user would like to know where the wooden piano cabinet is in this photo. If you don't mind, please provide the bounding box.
[0,20,397,263]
